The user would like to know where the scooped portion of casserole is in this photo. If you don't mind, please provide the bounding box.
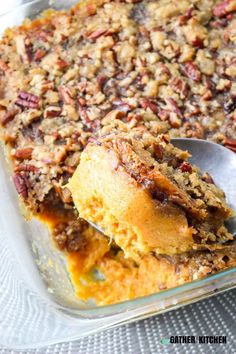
[0,0,236,305]
[68,132,233,260]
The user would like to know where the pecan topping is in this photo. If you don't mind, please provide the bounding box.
[201,89,213,101]
[183,62,201,82]
[185,122,204,139]
[192,37,204,48]
[170,77,188,97]
[15,164,39,173]
[211,18,229,28]
[14,148,33,160]
[62,166,76,175]
[166,98,182,117]
[85,4,97,16]
[15,35,33,64]
[158,109,170,121]
[213,0,235,18]
[13,173,29,199]
[140,98,158,113]
[36,29,53,42]
[224,96,236,114]
[169,115,181,128]
[224,137,236,152]
[44,106,62,118]
[178,7,193,25]
[152,143,164,160]
[0,59,8,72]
[78,100,90,124]
[59,86,74,104]
[53,181,73,204]
[1,109,18,126]
[97,74,107,89]
[139,26,149,37]
[34,49,47,61]
[16,91,39,109]
[113,98,132,113]
[151,189,167,203]
[87,29,112,40]
[179,161,192,173]
[53,221,87,252]
[56,59,69,70]
[202,172,215,184]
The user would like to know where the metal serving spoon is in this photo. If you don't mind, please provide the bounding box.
[172,138,236,236]
[90,138,236,237]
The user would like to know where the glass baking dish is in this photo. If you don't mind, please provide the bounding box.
[0,0,236,349]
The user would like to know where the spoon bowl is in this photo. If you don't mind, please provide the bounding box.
[172,138,236,236]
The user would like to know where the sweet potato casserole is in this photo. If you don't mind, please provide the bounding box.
[0,0,236,305]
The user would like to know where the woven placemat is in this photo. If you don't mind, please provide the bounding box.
[1,288,235,354]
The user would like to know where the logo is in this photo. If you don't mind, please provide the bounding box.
[160,336,227,345]
[160,337,170,345]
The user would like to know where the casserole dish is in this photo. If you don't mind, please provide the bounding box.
[0,0,236,349]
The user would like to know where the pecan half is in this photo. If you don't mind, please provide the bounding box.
[87,29,112,40]
[97,74,107,89]
[192,37,204,48]
[13,173,29,199]
[112,98,132,113]
[59,86,74,104]
[202,172,215,184]
[185,122,204,138]
[0,59,8,72]
[169,115,182,128]
[15,35,33,64]
[85,4,97,16]
[224,96,236,114]
[36,29,53,42]
[178,7,193,25]
[211,18,229,28]
[170,77,188,98]
[53,220,87,252]
[15,164,39,173]
[183,62,201,82]
[14,147,33,160]
[152,143,164,160]
[53,181,73,204]
[34,49,47,61]
[158,109,170,121]
[213,0,235,18]
[140,98,158,113]
[201,89,213,101]
[179,161,192,173]
[56,59,69,70]
[77,100,90,124]
[166,98,183,117]
[16,91,39,109]
[224,137,236,152]
[1,109,18,126]
[44,106,62,118]
[62,166,76,174]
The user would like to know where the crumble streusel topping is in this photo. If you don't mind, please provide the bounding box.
[0,0,236,218]
[0,0,236,304]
